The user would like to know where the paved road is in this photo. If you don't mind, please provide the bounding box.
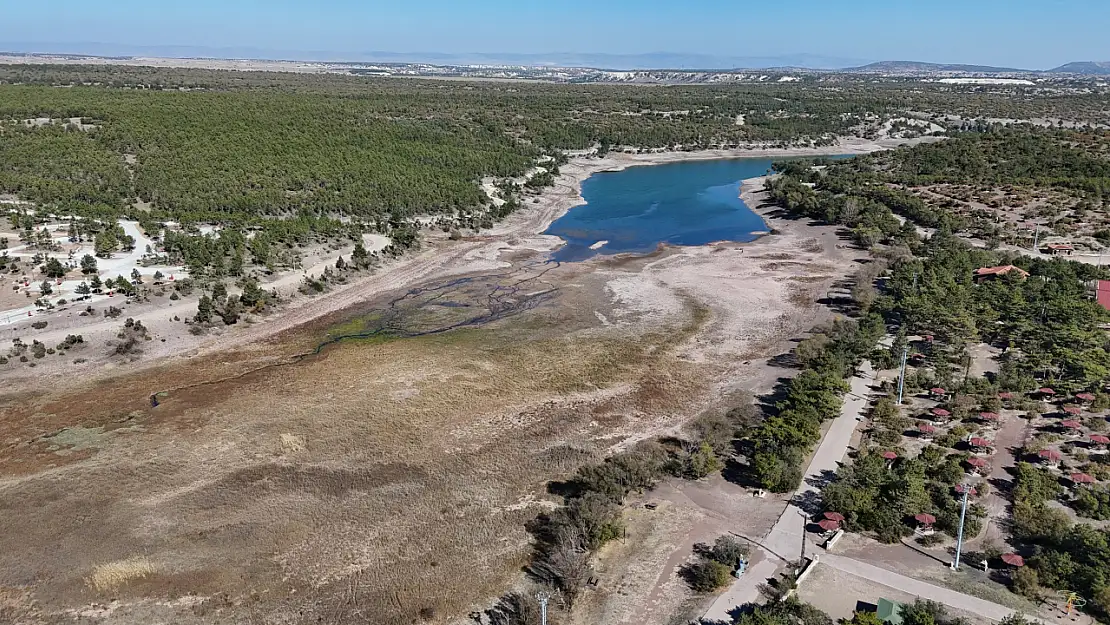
[704,362,874,622]
[820,555,1048,624]
[703,359,1049,624]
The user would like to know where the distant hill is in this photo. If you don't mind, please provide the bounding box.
[844,61,1027,73]
[1048,61,1110,75]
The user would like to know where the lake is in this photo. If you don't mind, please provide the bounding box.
[544,157,782,262]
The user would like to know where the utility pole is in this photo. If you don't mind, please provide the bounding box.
[536,591,550,625]
[951,485,971,571]
[799,511,808,567]
[897,345,909,405]
[1033,225,1041,251]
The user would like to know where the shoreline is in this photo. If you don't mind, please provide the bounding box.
[495,136,928,241]
[1,137,917,389]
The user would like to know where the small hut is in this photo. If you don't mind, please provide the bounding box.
[918,423,937,439]
[966,457,989,475]
[931,408,952,422]
[955,483,978,497]
[1038,449,1062,468]
[969,437,993,453]
[1070,473,1096,488]
[979,411,1000,424]
[1061,420,1084,435]
[881,451,898,468]
[930,387,948,400]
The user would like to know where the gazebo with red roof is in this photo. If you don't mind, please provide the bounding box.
[1063,405,1083,416]
[1037,387,1056,397]
[817,519,841,533]
[1090,435,1110,447]
[918,423,936,438]
[1038,449,1062,467]
[979,411,1000,422]
[969,437,993,451]
[1076,393,1096,402]
[1070,473,1096,487]
[823,511,845,522]
[998,392,1014,401]
[931,407,951,421]
[914,513,936,527]
[881,451,898,460]
[1001,553,1025,568]
[955,484,978,496]
[1061,420,1083,431]
[966,457,989,474]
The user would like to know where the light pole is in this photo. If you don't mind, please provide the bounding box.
[536,591,550,625]
[799,511,808,568]
[951,485,972,570]
[897,345,909,405]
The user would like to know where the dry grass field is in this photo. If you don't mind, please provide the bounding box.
[0,262,718,625]
[0,180,859,624]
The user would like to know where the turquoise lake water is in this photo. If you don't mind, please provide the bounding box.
[544,157,787,262]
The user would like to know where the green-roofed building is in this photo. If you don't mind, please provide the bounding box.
[877,598,904,625]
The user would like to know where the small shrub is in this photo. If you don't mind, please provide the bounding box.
[31,321,47,330]
[684,560,732,592]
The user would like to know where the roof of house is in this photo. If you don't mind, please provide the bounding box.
[975,265,1029,278]
[877,598,904,625]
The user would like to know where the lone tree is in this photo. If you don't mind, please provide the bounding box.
[80,254,98,275]
[94,230,118,258]
[196,295,214,323]
[351,242,369,268]
[42,257,66,279]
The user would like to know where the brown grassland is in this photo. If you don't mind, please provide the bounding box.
[0,174,857,624]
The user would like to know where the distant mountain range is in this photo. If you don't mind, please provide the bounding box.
[843,61,1026,73]
[1,41,1109,75]
[1049,61,1110,75]
[844,60,1110,75]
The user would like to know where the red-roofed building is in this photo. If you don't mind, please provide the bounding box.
[1043,243,1075,256]
[974,265,1030,282]
[1094,280,1110,312]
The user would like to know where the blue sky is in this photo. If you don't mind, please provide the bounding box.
[3,0,1107,68]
